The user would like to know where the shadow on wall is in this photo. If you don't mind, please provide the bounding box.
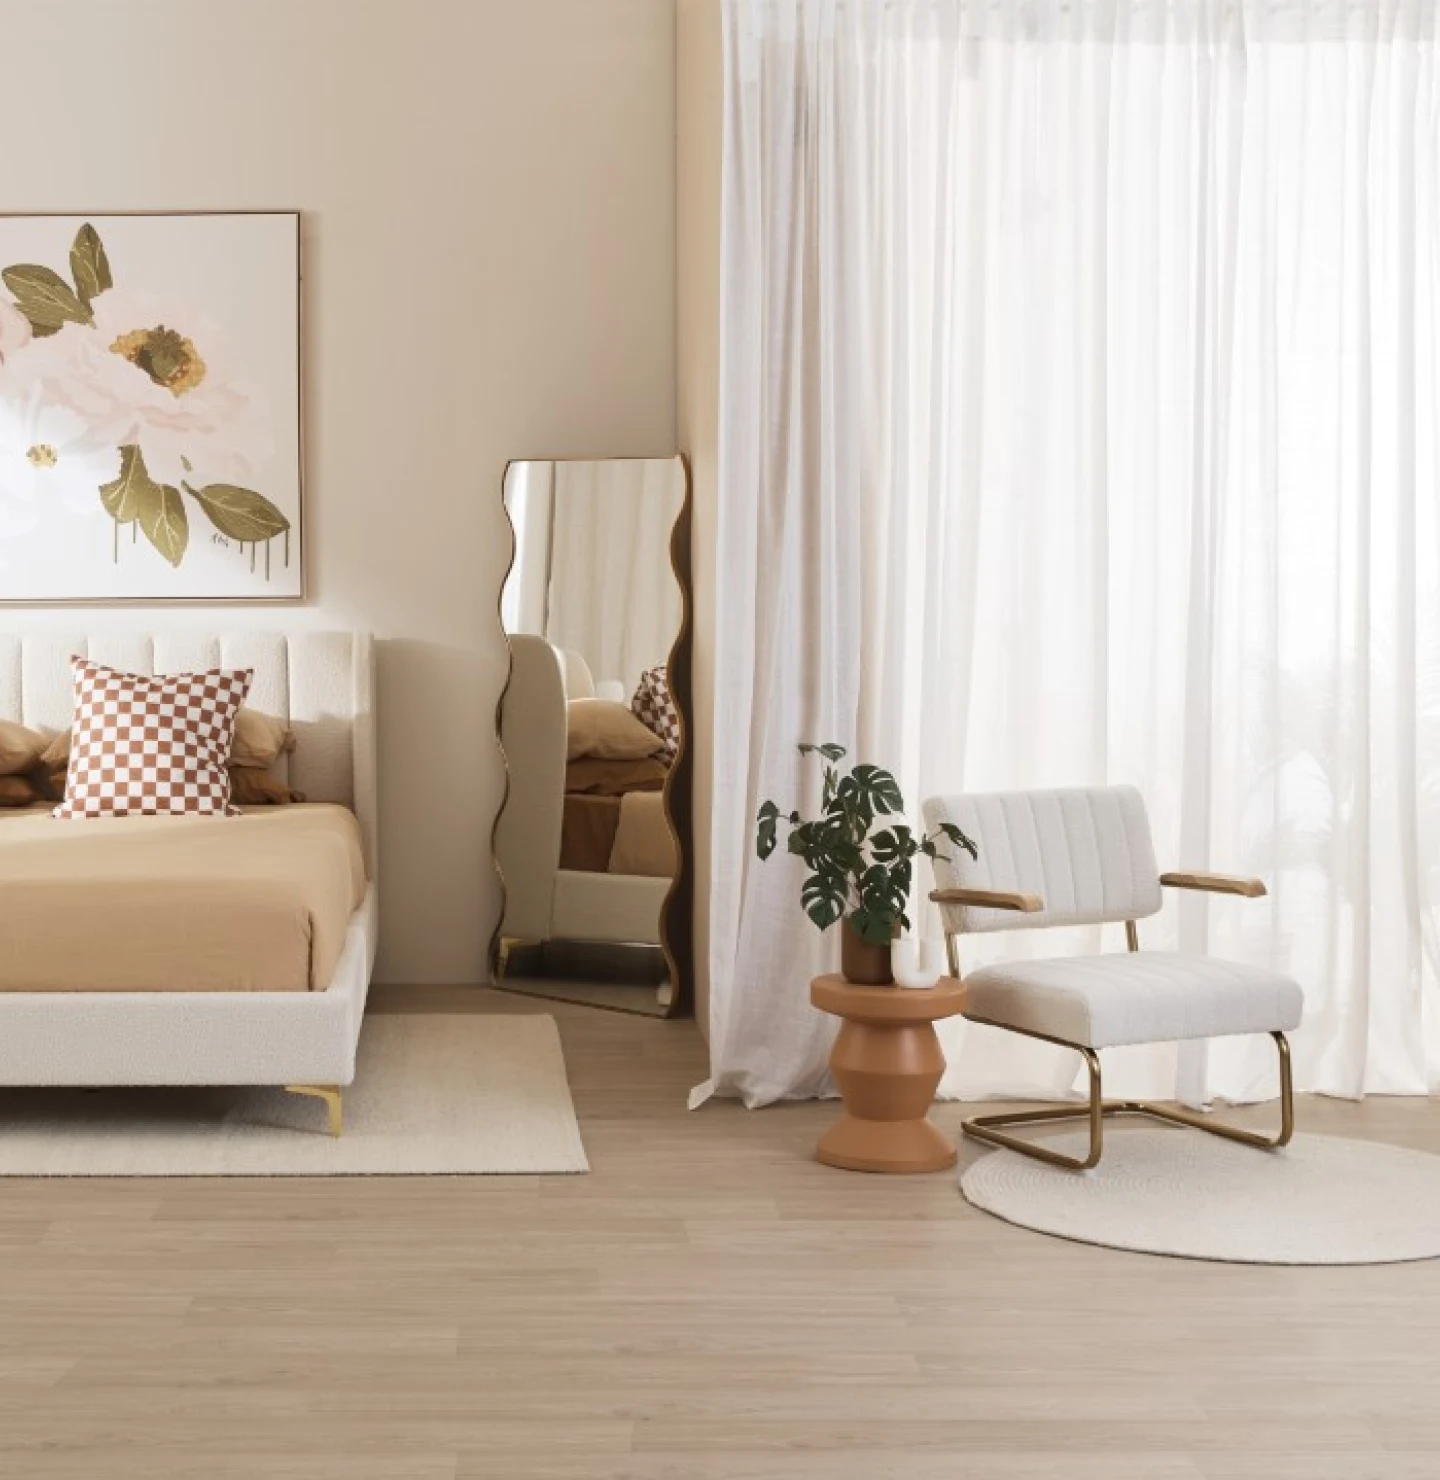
[373,637,503,987]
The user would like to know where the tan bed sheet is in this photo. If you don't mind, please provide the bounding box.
[560,793,622,873]
[0,803,366,993]
[607,791,678,879]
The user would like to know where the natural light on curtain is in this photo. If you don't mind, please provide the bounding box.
[697,0,1440,1108]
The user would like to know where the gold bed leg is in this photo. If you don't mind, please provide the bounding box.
[960,1026,1294,1170]
[494,935,536,987]
[286,1084,343,1138]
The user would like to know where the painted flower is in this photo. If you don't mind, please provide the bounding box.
[0,295,31,366]
[0,383,121,539]
[0,288,269,489]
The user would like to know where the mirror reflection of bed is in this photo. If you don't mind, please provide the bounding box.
[493,456,689,1019]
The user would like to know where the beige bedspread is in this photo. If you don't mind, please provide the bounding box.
[0,804,366,993]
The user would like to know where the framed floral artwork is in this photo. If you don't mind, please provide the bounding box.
[0,211,302,602]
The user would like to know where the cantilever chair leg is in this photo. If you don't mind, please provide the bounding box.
[960,1025,1294,1171]
[1128,1031,1295,1150]
[964,1045,1106,1171]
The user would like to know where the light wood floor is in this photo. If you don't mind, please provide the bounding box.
[2,985,1438,1479]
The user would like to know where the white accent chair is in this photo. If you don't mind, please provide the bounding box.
[923,785,1303,1171]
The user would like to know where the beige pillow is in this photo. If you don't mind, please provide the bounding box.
[39,706,293,770]
[229,765,305,806]
[0,719,48,777]
[608,792,678,878]
[38,728,71,770]
[230,707,296,769]
[566,699,664,763]
[0,774,42,808]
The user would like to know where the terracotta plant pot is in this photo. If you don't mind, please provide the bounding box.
[840,918,897,986]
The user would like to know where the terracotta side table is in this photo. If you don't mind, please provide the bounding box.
[810,974,968,1173]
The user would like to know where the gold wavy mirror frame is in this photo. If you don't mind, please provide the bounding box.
[491,455,693,1018]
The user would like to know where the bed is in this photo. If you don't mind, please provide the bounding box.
[0,631,376,1135]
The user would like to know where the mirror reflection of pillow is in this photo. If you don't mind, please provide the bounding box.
[631,665,680,761]
[566,699,665,763]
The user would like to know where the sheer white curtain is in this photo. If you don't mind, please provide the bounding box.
[697,0,1440,1108]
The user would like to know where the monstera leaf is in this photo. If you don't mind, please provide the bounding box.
[753,741,982,946]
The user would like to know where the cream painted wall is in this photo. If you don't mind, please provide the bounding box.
[676,0,723,1039]
[0,0,678,984]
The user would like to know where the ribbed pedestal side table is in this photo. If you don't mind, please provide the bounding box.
[809,974,967,1173]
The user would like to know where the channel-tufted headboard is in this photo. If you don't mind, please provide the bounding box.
[0,631,377,871]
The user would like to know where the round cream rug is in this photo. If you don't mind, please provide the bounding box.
[960,1125,1440,1264]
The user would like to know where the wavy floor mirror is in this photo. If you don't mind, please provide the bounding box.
[492,456,692,1018]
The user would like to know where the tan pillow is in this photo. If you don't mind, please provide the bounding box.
[0,774,42,808]
[608,792,678,878]
[38,728,71,770]
[0,719,48,777]
[566,699,664,763]
[228,766,305,806]
[39,705,293,771]
[230,707,296,769]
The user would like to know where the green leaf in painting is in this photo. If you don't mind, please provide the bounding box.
[99,445,154,525]
[100,445,188,566]
[139,483,189,567]
[186,483,291,543]
[69,224,113,308]
[1,264,92,333]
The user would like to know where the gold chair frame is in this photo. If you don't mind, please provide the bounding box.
[934,872,1295,1172]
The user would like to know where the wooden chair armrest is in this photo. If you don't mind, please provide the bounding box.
[1160,871,1267,899]
[929,887,1044,913]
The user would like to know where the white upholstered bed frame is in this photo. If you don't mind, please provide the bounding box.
[0,631,376,1129]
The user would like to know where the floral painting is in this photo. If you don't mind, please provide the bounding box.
[0,212,301,601]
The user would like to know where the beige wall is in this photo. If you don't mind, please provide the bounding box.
[676,0,723,1039]
[0,0,678,984]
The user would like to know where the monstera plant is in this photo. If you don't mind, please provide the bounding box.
[756,743,978,984]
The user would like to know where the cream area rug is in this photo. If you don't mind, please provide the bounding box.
[961,1124,1440,1264]
[0,1015,588,1177]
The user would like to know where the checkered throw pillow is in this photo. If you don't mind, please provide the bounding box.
[54,658,254,820]
[631,664,680,762]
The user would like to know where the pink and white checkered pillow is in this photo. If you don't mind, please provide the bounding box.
[54,658,253,820]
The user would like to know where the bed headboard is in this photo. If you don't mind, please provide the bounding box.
[0,631,377,870]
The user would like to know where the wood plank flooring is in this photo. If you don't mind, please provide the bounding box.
[0,984,1437,1478]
